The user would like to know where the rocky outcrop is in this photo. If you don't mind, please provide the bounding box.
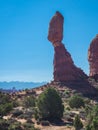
[48,11,63,45]
[88,34,98,80]
[48,11,87,82]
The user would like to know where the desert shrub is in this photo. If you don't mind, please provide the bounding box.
[7,119,17,124]
[84,98,91,104]
[69,95,85,108]
[61,90,70,98]
[64,90,70,95]
[85,105,92,115]
[8,122,22,130]
[92,117,98,130]
[63,90,70,98]
[4,103,13,113]
[65,106,71,111]
[12,100,19,107]
[18,113,32,119]
[87,105,98,123]
[34,108,39,120]
[25,109,34,116]
[86,117,98,130]
[86,125,92,130]
[0,93,13,117]
[0,119,9,130]
[12,109,23,117]
[0,93,11,104]
[40,120,50,126]
[37,87,64,120]
[86,105,98,130]
[74,115,83,130]
[79,110,86,120]
[0,103,13,117]
[23,123,39,130]
[23,96,35,108]
[93,105,98,116]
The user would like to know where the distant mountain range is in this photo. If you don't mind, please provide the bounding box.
[0,81,47,91]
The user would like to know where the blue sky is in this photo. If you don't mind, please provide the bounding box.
[0,0,98,82]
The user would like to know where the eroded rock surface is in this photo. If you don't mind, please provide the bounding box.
[88,35,98,80]
[48,11,63,44]
[48,11,87,82]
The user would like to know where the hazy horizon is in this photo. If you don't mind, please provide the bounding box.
[0,81,47,90]
[0,81,47,83]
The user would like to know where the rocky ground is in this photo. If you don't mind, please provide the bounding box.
[1,78,98,130]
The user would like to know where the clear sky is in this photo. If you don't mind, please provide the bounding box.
[0,0,98,82]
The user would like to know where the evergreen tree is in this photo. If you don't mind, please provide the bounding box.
[37,87,64,120]
[69,94,85,108]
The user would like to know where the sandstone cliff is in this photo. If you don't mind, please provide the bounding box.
[88,34,98,80]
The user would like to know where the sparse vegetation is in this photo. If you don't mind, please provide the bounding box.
[0,93,13,117]
[8,121,22,130]
[86,105,98,130]
[0,118,39,130]
[23,96,35,108]
[74,115,83,130]
[12,109,23,117]
[69,94,85,108]
[0,83,98,130]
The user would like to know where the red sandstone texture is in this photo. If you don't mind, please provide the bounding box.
[48,11,63,44]
[88,34,98,77]
[48,11,87,82]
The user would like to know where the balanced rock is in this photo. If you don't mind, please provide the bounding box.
[48,11,63,44]
[48,11,87,82]
[88,34,98,79]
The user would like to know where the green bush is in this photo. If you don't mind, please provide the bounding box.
[0,93,13,117]
[34,108,39,120]
[69,95,85,108]
[0,103,13,117]
[0,93,11,104]
[23,96,35,108]
[18,113,32,119]
[23,123,39,130]
[12,109,23,117]
[0,119,9,130]
[85,105,92,115]
[74,115,83,130]
[93,105,98,117]
[86,105,98,130]
[37,87,64,120]
[86,117,98,130]
[92,117,98,130]
[8,122,22,130]
[86,125,92,130]
[88,105,98,123]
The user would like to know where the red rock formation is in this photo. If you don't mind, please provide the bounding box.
[48,11,63,44]
[88,34,98,79]
[48,11,87,82]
